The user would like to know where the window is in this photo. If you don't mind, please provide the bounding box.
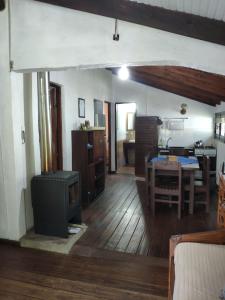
[215,112,225,141]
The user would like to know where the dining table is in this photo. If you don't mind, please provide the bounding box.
[145,155,200,215]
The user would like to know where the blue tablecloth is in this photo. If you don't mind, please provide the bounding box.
[151,156,197,165]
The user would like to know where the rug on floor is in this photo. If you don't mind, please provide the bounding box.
[20,223,87,254]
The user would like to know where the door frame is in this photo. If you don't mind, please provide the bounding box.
[104,101,112,173]
[50,82,63,170]
[115,102,136,172]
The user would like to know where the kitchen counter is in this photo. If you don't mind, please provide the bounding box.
[158,147,194,156]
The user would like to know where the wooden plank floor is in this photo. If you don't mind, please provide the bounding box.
[0,173,216,299]
[0,243,168,299]
[76,174,217,258]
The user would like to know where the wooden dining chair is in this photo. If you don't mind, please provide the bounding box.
[151,161,182,219]
[183,156,210,213]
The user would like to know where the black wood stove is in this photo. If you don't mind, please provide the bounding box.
[31,171,81,238]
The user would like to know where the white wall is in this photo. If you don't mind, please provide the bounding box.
[112,75,214,148]
[10,0,225,76]
[50,69,112,170]
[23,73,41,230]
[11,73,27,237]
[0,1,27,240]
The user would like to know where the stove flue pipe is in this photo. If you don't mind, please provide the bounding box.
[37,72,53,174]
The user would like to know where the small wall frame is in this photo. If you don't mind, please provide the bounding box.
[78,98,85,118]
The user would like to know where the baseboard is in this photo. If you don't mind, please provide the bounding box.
[0,238,20,247]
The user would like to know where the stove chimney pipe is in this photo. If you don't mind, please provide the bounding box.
[37,72,53,174]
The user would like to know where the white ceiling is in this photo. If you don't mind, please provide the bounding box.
[129,0,225,21]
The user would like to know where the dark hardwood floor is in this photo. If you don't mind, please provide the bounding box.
[0,173,216,299]
[0,243,168,299]
[76,174,217,258]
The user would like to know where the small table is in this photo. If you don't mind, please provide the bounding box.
[145,156,199,215]
[123,140,135,165]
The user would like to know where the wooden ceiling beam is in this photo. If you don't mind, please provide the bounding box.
[137,66,225,97]
[135,67,225,100]
[111,68,220,106]
[130,70,220,106]
[35,0,225,46]
[112,69,216,106]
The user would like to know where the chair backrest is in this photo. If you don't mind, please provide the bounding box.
[202,156,210,186]
[153,160,181,171]
[151,160,182,191]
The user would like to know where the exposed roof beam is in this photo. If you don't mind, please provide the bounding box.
[131,70,218,106]
[138,67,225,96]
[0,0,5,11]
[110,67,222,106]
[135,67,225,101]
[35,0,225,46]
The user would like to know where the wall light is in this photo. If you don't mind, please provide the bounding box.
[180,103,187,115]
[118,66,130,81]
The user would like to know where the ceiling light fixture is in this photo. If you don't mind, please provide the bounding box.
[118,66,130,81]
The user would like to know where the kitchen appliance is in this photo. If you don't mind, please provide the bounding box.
[194,146,217,158]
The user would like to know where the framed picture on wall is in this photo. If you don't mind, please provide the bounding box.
[78,98,85,118]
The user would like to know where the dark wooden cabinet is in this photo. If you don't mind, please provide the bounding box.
[72,130,105,206]
[93,131,105,161]
[135,116,159,176]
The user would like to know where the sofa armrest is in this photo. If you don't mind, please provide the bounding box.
[168,229,225,300]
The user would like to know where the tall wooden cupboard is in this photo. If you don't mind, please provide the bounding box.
[135,116,159,176]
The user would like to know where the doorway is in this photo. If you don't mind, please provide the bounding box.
[115,103,136,175]
[104,101,111,173]
[49,82,63,171]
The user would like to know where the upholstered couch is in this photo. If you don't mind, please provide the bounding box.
[168,230,225,300]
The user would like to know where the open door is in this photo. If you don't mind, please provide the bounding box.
[104,101,111,173]
[115,103,136,175]
[50,82,63,171]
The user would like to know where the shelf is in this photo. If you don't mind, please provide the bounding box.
[72,129,105,207]
[95,172,105,181]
